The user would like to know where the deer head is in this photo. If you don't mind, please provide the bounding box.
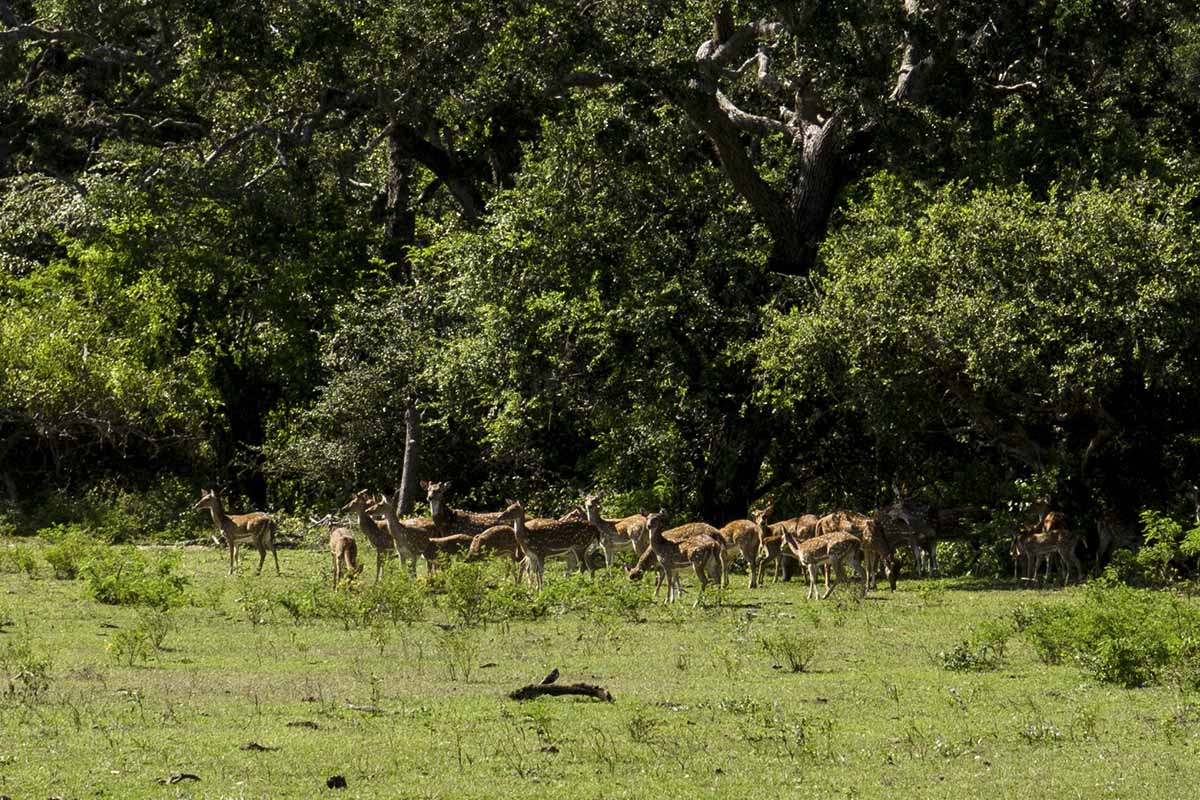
[340,489,374,514]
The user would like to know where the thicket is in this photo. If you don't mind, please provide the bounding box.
[2,2,1200,541]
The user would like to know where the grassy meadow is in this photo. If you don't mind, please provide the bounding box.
[1,539,1199,799]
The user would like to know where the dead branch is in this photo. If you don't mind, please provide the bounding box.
[508,682,613,702]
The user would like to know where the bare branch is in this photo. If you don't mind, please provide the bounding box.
[715,90,797,139]
[991,81,1038,94]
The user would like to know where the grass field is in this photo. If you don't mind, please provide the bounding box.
[2,539,1199,799]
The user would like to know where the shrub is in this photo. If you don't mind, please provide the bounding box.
[80,547,189,608]
[540,572,652,619]
[1,638,52,701]
[359,572,427,626]
[40,524,100,579]
[940,618,1012,671]
[1019,583,1200,687]
[0,544,38,577]
[758,631,817,673]
[107,628,152,667]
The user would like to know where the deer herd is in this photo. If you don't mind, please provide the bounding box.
[193,483,1086,605]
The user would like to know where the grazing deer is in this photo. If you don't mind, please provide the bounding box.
[583,493,648,568]
[341,489,415,579]
[628,512,724,606]
[815,511,896,590]
[504,500,598,590]
[193,488,279,576]
[785,530,864,600]
[756,531,786,584]
[328,526,361,589]
[627,542,684,598]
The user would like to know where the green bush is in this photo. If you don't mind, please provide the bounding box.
[758,631,817,673]
[40,524,101,579]
[1135,510,1200,585]
[1,638,52,702]
[79,547,189,609]
[359,572,427,626]
[0,544,38,577]
[1019,584,1200,687]
[539,572,653,619]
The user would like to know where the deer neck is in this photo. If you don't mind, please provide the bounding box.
[510,514,529,547]
[356,507,378,535]
[585,505,605,527]
[208,500,231,535]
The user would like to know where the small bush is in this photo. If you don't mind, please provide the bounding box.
[40,524,100,579]
[107,628,152,667]
[136,608,174,651]
[434,560,491,627]
[940,618,1011,672]
[758,631,817,673]
[1,638,52,701]
[80,548,189,609]
[540,572,652,619]
[0,544,38,577]
[436,628,480,682]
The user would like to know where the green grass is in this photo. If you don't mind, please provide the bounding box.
[2,539,1199,798]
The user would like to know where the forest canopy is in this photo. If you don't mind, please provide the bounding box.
[3,0,1200,537]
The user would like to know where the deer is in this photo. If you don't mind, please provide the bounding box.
[628,511,724,606]
[784,530,865,600]
[627,541,684,598]
[328,526,361,589]
[583,492,648,568]
[423,480,510,537]
[504,500,599,590]
[367,489,485,574]
[1013,524,1082,586]
[716,507,773,588]
[341,489,416,579]
[874,498,940,578]
[193,488,279,576]
[815,511,896,590]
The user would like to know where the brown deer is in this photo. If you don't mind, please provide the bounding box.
[504,500,598,590]
[193,488,279,576]
[423,480,510,536]
[328,526,361,589]
[717,507,773,588]
[785,530,864,600]
[628,511,724,606]
[627,542,683,598]
[815,511,896,590]
[875,499,940,578]
[1013,524,1082,586]
[341,489,415,579]
[583,492,648,568]
[367,490,493,574]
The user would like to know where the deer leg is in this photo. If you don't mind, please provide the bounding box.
[255,543,267,575]
[228,541,237,576]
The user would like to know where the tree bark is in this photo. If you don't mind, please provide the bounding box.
[396,396,420,516]
[382,125,416,284]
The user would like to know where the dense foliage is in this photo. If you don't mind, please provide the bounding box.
[4,1,1200,547]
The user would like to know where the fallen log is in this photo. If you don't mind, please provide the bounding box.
[508,681,613,703]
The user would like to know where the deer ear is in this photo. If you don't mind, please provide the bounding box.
[420,480,430,491]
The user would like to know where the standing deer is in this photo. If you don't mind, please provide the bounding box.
[784,530,865,600]
[504,500,598,590]
[583,492,648,568]
[193,488,279,576]
[424,480,509,536]
[328,526,361,589]
[341,489,415,579]
[628,511,724,606]
[717,507,773,589]
[366,489,470,574]
[815,511,896,590]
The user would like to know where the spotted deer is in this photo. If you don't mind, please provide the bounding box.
[628,512,725,606]
[717,507,773,588]
[583,493,648,568]
[815,511,896,590]
[504,501,598,590]
[423,480,509,537]
[627,542,683,599]
[1013,524,1082,586]
[328,526,361,589]
[341,489,415,579]
[368,490,498,574]
[193,488,279,576]
[785,530,865,600]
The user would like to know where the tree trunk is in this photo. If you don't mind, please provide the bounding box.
[396,396,420,515]
[383,125,416,284]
